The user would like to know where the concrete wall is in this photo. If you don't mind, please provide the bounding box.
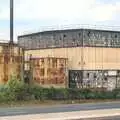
[25,47,120,70]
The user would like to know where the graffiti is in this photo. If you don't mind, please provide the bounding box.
[69,70,120,90]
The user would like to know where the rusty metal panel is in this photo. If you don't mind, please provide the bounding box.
[31,57,68,87]
[0,44,24,84]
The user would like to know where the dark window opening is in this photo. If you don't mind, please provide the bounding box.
[115,34,117,38]
[63,34,66,38]
[117,70,120,74]
[60,37,62,40]
[87,73,89,78]
[79,33,81,37]
[94,74,97,78]
[87,31,90,37]
[104,77,108,81]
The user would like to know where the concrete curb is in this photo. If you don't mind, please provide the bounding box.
[0,109,120,120]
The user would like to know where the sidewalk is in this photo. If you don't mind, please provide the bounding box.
[0,109,120,120]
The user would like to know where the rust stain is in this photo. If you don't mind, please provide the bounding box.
[32,57,68,86]
[0,44,24,83]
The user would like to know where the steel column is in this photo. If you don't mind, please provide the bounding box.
[10,0,13,43]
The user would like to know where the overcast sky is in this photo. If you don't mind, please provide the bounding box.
[0,0,120,41]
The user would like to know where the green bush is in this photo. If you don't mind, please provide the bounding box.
[6,76,25,101]
[30,85,43,100]
[113,88,120,99]
[0,76,120,103]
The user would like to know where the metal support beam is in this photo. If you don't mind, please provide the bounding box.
[10,0,13,43]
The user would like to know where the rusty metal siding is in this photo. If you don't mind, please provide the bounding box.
[0,44,23,84]
[30,57,68,88]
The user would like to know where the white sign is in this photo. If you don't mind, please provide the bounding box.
[108,71,117,76]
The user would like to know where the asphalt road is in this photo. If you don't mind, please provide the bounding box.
[0,102,120,116]
[78,116,120,120]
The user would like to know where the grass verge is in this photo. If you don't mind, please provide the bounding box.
[0,99,120,108]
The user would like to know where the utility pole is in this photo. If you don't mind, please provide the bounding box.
[10,0,13,44]
[9,0,14,57]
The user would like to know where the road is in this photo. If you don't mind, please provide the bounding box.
[0,102,120,116]
[78,116,120,120]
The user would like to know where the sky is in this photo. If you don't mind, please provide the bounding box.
[0,0,120,41]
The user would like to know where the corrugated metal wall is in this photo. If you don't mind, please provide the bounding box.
[0,44,23,84]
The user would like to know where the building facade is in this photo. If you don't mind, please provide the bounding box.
[30,57,68,88]
[18,29,120,90]
[0,42,23,84]
[18,29,120,49]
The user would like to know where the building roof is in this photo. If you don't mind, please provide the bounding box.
[18,28,120,38]
[0,40,21,47]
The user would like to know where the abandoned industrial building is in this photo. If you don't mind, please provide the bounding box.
[0,41,23,84]
[18,28,120,90]
[0,0,24,84]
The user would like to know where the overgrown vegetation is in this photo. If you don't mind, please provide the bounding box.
[0,76,120,103]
